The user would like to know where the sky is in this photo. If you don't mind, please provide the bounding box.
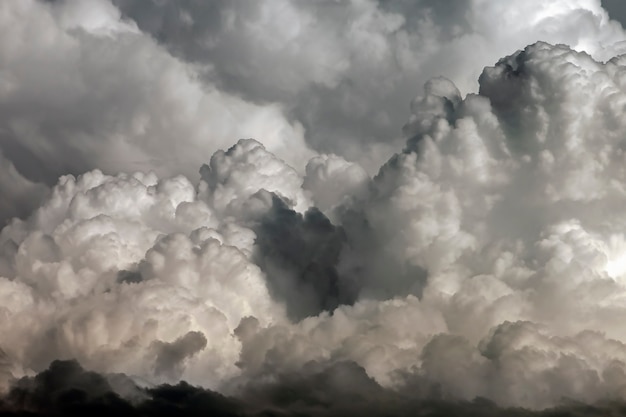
[4,1,626,416]
[603,0,626,25]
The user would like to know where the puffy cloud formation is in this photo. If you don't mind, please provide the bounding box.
[247,43,626,408]
[2,0,626,223]
[4,39,626,412]
[111,0,626,169]
[0,0,313,220]
[5,0,626,415]
[0,154,289,388]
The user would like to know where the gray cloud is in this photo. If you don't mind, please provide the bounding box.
[109,0,626,172]
[5,359,626,416]
[0,0,312,221]
[153,331,208,380]
[3,0,626,414]
[1,0,624,224]
[252,194,354,320]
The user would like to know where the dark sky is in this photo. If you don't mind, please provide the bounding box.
[603,0,626,27]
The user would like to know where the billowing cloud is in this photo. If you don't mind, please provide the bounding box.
[0,164,286,388]
[0,0,313,220]
[4,0,626,415]
[111,0,626,170]
[2,0,626,224]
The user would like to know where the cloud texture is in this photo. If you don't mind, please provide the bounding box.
[3,0,626,415]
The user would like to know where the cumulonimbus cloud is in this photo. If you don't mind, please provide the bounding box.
[1,0,625,223]
[3,0,626,414]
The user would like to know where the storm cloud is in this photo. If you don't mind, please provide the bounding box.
[3,0,626,415]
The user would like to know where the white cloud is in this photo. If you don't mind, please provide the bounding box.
[4,0,626,411]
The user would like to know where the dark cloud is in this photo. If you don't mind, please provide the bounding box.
[3,360,626,417]
[152,331,208,379]
[0,152,48,223]
[0,360,241,417]
[1,360,135,416]
[0,0,623,225]
[109,0,422,165]
[378,0,472,37]
[252,194,356,320]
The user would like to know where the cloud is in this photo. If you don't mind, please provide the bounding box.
[303,153,370,219]
[2,1,623,225]
[198,139,311,217]
[152,331,207,380]
[7,36,626,408]
[0,0,313,222]
[4,0,626,414]
[110,0,626,172]
[0,167,286,388]
[252,194,354,320]
[0,151,48,223]
[228,41,626,408]
[5,359,626,416]
[6,39,626,410]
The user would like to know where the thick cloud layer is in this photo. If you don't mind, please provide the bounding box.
[5,360,626,417]
[0,0,313,220]
[111,0,626,169]
[252,196,354,320]
[0,161,288,388]
[4,40,626,411]
[4,0,626,415]
[2,0,626,223]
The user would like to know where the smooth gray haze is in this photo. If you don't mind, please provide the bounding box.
[603,0,626,26]
[3,1,626,416]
